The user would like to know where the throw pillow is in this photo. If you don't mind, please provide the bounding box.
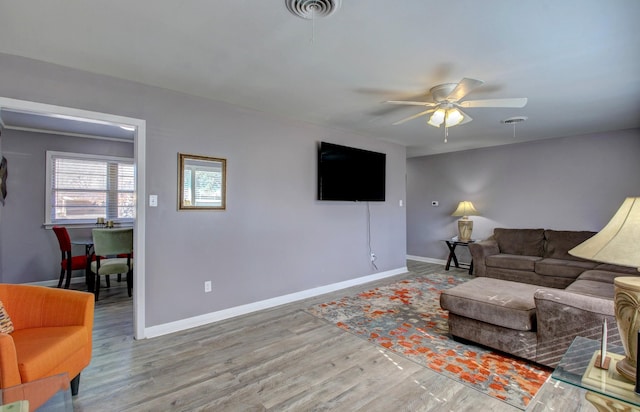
[543,230,597,260]
[0,300,14,334]
[494,228,545,256]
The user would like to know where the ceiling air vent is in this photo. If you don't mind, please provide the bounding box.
[501,116,528,125]
[502,116,528,137]
[285,0,342,19]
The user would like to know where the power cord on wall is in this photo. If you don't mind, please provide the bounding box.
[367,202,378,271]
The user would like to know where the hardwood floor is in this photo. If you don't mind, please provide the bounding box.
[71,262,596,411]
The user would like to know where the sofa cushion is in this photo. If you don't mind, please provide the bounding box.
[535,258,598,279]
[485,254,542,271]
[440,277,539,331]
[544,230,596,261]
[11,326,88,382]
[565,279,614,299]
[577,270,626,284]
[595,263,640,275]
[447,313,538,361]
[573,271,640,299]
[494,228,545,256]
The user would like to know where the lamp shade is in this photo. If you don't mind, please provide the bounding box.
[451,201,479,217]
[445,108,464,127]
[428,108,465,128]
[428,108,446,127]
[569,197,640,269]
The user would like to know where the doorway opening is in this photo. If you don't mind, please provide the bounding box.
[0,97,147,339]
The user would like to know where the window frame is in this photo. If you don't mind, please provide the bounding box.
[45,150,135,227]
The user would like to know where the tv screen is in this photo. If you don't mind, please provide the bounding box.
[318,142,386,201]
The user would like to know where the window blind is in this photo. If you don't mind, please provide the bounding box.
[46,151,135,224]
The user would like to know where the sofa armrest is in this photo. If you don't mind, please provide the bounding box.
[468,239,499,277]
[0,333,22,388]
[534,288,619,368]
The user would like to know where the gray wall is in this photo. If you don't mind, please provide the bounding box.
[0,130,133,284]
[407,129,640,262]
[0,53,407,327]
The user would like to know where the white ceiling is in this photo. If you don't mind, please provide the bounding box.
[1,0,639,157]
[0,108,135,141]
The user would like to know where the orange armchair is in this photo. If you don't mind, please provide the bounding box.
[0,284,94,396]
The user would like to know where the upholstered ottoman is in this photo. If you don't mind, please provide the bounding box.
[440,277,540,361]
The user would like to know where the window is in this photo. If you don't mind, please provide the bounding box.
[46,151,135,224]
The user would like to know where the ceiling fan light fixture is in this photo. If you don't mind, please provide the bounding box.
[428,108,446,127]
[428,108,464,128]
[445,108,464,127]
[387,78,528,130]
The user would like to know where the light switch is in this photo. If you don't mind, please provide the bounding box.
[149,195,158,207]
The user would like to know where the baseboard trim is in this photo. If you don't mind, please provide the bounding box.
[144,266,408,339]
[406,255,446,265]
[24,276,86,287]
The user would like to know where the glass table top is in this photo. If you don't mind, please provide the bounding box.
[552,336,640,407]
[1,373,72,412]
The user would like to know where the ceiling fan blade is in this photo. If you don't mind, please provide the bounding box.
[459,98,528,108]
[459,109,473,125]
[392,109,435,125]
[446,78,484,102]
[386,100,437,107]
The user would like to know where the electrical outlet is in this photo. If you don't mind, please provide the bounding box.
[370,253,376,262]
[204,281,212,293]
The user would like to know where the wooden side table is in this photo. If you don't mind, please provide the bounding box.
[443,240,475,275]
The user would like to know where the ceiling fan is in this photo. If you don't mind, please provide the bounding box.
[387,78,527,129]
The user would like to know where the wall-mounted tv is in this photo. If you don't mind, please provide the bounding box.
[318,142,386,201]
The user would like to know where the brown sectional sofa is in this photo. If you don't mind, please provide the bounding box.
[440,228,639,368]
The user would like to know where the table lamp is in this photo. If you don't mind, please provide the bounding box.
[452,201,479,242]
[569,197,640,382]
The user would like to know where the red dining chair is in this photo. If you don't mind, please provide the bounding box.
[52,226,91,289]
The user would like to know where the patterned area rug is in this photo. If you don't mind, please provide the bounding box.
[306,273,550,410]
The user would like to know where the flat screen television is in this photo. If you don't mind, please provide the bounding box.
[317,142,386,201]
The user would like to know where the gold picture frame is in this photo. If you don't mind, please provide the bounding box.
[0,156,6,206]
[178,153,226,210]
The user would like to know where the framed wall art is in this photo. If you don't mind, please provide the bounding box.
[0,156,7,206]
[178,153,226,210]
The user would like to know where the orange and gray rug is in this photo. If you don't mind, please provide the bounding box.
[306,273,550,410]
